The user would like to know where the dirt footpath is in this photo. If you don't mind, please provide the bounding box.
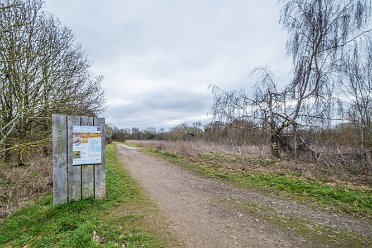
[117,144,372,248]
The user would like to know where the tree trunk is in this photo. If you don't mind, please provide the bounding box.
[17,149,26,166]
[2,144,11,162]
[270,129,281,158]
[366,150,372,187]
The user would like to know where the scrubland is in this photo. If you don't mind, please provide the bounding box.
[127,140,372,216]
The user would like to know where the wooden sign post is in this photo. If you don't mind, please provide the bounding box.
[52,114,106,205]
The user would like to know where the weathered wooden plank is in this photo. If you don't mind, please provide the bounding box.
[52,114,67,205]
[95,117,106,199]
[81,116,95,199]
[67,116,81,201]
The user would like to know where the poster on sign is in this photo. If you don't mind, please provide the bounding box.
[72,126,102,166]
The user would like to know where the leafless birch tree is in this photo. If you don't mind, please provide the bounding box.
[211,0,372,158]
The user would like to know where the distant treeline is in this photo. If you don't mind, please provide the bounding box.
[110,119,371,185]
[109,119,363,150]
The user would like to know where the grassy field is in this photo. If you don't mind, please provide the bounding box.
[0,144,173,247]
[131,142,372,217]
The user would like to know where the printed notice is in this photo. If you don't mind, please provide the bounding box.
[72,126,102,166]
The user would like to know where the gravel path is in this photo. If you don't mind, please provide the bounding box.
[117,144,372,248]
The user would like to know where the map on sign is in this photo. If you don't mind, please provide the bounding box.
[72,126,102,166]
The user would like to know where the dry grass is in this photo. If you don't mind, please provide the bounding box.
[0,156,52,222]
[128,140,270,158]
[128,140,369,188]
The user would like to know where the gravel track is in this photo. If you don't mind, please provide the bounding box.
[117,144,372,248]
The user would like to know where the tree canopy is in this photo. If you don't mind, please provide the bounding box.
[0,0,105,162]
[211,0,372,157]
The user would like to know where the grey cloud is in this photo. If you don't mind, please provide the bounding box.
[107,88,211,129]
[142,89,210,111]
[45,0,291,129]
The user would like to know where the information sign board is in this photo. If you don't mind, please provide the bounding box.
[72,126,102,165]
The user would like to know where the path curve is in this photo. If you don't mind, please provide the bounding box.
[117,144,371,248]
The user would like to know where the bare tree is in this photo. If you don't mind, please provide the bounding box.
[0,0,105,163]
[340,38,372,184]
[341,40,372,148]
[211,0,372,158]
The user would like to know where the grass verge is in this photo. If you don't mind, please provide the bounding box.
[143,147,372,217]
[218,199,371,247]
[0,144,166,247]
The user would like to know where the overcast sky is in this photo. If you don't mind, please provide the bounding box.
[44,0,291,130]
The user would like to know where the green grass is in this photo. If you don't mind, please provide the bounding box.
[219,199,371,247]
[0,144,165,247]
[143,147,372,217]
[249,158,279,167]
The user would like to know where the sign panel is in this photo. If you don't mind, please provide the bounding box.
[72,126,102,166]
